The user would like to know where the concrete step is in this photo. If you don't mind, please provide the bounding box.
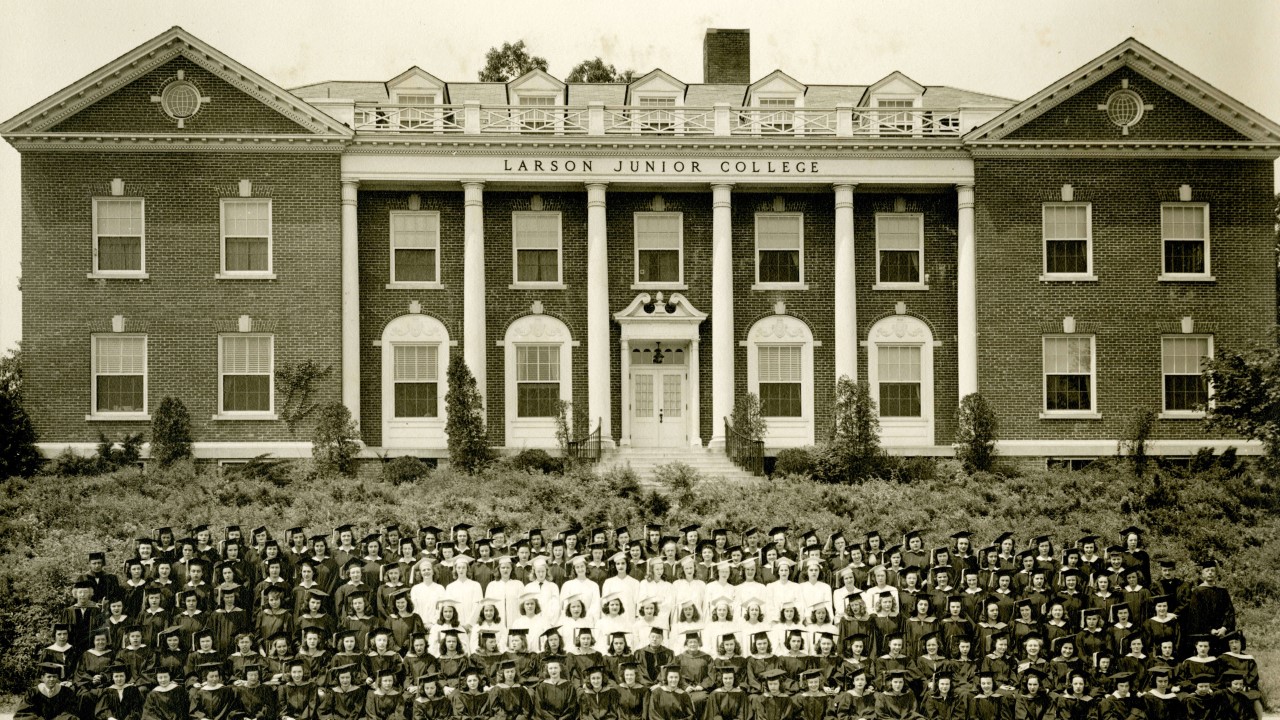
[599,448,762,485]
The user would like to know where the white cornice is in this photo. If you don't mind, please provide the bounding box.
[5,133,349,153]
[968,140,1280,160]
[344,136,970,158]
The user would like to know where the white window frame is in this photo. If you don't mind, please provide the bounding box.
[873,96,921,135]
[90,197,147,279]
[88,334,149,420]
[510,211,563,289]
[215,334,276,420]
[388,211,442,289]
[874,213,927,290]
[1158,203,1213,282]
[1159,334,1213,419]
[1041,203,1096,281]
[633,212,684,288]
[381,315,452,449]
[218,198,274,279]
[1041,335,1099,419]
[754,95,799,134]
[515,93,560,131]
[753,212,806,290]
[874,344,924,419]
[632,94,680,133]
[745,315,816,448]
[503,315,575,449]
[864,315,935,446]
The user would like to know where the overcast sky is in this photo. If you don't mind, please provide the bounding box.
[2,0,1278,353]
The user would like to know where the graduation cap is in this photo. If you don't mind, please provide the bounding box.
[1197,557,1220,569]
[72,579,95,590]
[334,524,354,535]
[742,527,759,538]
[190,524,210,535]
[1021,666,1048,680]
[452,522,473,535]
[526,528,543,538]
[683,630,702,642]
[88,551,106,563]
[507,628,530,638]
[799,669,824,682]
[197,662,223,676]
[712,527,728,538]
[759,668,787,681]
[309,533,328,544]
[645,522,663,533]
[1076,533,1100,548]
[768,526,789,537]
[541,654,566,665]
[885,668,910,679]
[680,524,701,535]
[417,671,440,685]
[37,662,64,677]
[419,525,442,537]
[646,627,665,638]
[1147,666,1172,679]
[1189,673,1216,686]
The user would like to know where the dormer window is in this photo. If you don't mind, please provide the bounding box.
[758,97,796,132]
[866,71,925,136]
[518,95,557,130]
[637,96,677,132]
[876,99,916,134]
[382,67,448,130]
[744,71,806,136]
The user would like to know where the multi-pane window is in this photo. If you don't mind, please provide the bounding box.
[390,212,440,283]
[1162,336,1211,413]
[876,214,924,285]
[221,199,272,274]
[637,96,676,131]
[1044,336,1095,413]
[513,212,561,284]
[756,214,803,285]
[1161,204,1209,276]
[519,95,556,130]
[635,213,682,284]
[757,97,795,132]
[1043,204,1091,276]
[393,344,439,417]
[877,345,922,417]
[877,99,916,133]
[516,345,560,417]
[93,336,146,413]
[93,198,144,274]
[758,345,802,417]
[219,335,273,413]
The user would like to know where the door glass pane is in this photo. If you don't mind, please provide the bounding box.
[634,374,653,417]
[662,374,682,418]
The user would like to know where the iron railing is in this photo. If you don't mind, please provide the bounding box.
[724,417,765,476]
[566,418,602,465]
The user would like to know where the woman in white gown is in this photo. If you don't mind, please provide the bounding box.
[668,600,705,654]
[633,596,669,644]
[557,594,596,651]
[670,556,706,621]
[595,593,634,652]
[770,601,806,655]
[767,558,804,622]
[703,562,736,618]
[559,557,602,620]
[508,591,549,647]
[797,559,834,621]
[735,559,768,620]
[522,557,561,625]
[637,559,672,622]
[470,598,506,653]
[600,553,640,619]
[444,556,483,625]
[409,558,446,627]
[703,596,740,655]
[736,595,773,653]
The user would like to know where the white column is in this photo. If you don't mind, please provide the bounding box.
[833,183,857,383]
[340,180,361,428]
[688,339,702,447]
[585,182,613,446]
[463,181,487,403]
[709,183,734,448]
[619,339,631,447]
[956,183,978,399]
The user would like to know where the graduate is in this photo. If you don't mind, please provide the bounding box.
[1011,667,1052,720]
[433,628,471,690]
[312,662,357,720]
[1051,671,1096,720]
[1182,559,1236,653]
[790,669,832,720]
[968,670,1008,720]
[141,668,189,720]
[15,663,79,720]
[672,630,713,713]
[1140,667,1182,720]
[188,663,239,720]
[647,664,696,720]
[94,664,144,720]
[872,668,922,719]
[406,672,450,720]
[702,665,749,720]
[612,662,649,720]
[231,665,276,720]
[530,655,578,719]
[485,660,534,720]
[919,669,965,720]
[634,627,674,687]
[578,665,622,719]
[364,668,405,720]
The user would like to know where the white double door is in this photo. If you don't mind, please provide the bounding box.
[630,366,688,447]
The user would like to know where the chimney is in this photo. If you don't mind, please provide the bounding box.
[703,28,750,84]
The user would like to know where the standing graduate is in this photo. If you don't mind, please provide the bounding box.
[1182,559,1236,654]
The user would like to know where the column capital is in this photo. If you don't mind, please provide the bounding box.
[585,182,608,208]
[833,183,856,209]
[956,183,975,210]
[341,179,359,205]
[463,181,485,206]
[711,183,733,208]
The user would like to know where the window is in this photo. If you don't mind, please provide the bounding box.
[220,199,272,275]
[219,335,273,414]
[392,93,444,130]
[518,95,556,130]
[757,97,795,132]
[1162,336,1211,414]
[758,345,802,417]
[637,96,676,132]
[1043,336,1095,414]
[393,344,439,417]
[875,214,924,287]
[516,345,560,417]
[512,212,561,285]
[877,99,916,134]
[635,213,682,285]
[390,212,440,284]
[1161,204,1210,277]
[877,345,922,417]
[92,336,146,414]
[1043,204,1092,277]
[92,198,145,275]
[755,214,803,286]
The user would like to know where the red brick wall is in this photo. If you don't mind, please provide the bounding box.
[51,57,311,135]
[1005,68,1249,142]
[20,151,342,444]
[973,157,1274,442]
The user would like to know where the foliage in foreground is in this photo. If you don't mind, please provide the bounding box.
[1202,329,1280,473]
[0,346,42,478]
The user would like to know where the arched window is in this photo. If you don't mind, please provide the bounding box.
[503,314,575,448]
[381,314,451,449]
[865,314,936,447]
[745,314,816,447]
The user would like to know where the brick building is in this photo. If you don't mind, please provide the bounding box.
[2,27,1276,464]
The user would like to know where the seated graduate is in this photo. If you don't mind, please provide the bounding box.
[406,672,450,720]
[921,669,966,720]
[1051,670,1097,720]
[364,668,404,720]
[1139,666,1179,719]
[969,670,1009,720]
[872,668,921,720]
[15,663,78,720]
[579,665,622,719]
[140,667,188,720]
[647,663,696,720]
[188,663,239,720]
[313,662,357,720]
[95,663,144,720]
[230,664,275,720]
[484,660,533,720]
[612,661,649,720]
[1011,667,1052,720]
[791,668,833,720]
[701,665,748,720]
[530,655,578,719]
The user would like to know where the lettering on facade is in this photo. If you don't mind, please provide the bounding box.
[501,159,820,175]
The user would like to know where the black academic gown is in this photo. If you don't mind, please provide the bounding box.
[919,691,967,720]
[645,685,694,720]
[408,694,452,720]
[96,684,145,720]
[188,684,239,720]
[613,684,648,720]
[702,687,748,720]
[486,683,534,720]
[531,679,579,720]
[578,686,620,720]
[1012,691,1052,720]
[141,684,189,720]
[279,681,321,720]
[873,690,923,719]
[790,691,831,720]
[233,684,277,720]
[364,690,404,720]
[15,684,80,720]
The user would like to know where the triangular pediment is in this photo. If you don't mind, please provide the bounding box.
[748,70,807,97]
[386,66,448,102]
[0,27,351,137]
[966,38,1280,144]
[507,69,565,101]
[866,71,925,100]
[625,69,686,103]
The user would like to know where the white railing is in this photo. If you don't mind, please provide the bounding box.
[350,103,966,138]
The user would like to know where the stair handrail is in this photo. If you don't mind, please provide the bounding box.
[567,418,602,465]
[723,416,765,476]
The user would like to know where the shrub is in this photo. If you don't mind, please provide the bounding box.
[97,432,144,470]
[730,392,768,442]
[150,396,193,468]
[600,465,642,499]
[1118,408,1157,475]
[47,449,101,477]
[225,454,294,487]
[1,346,43,479]
[955,392,998,473]
[445,355,492,473]
[822,376,887,483]
[654,461,700,501]
[311,402,361,477]
[509,448,563,475]
[773,446,818,478]
[382,456,430,486]
[1201,330,1280,474]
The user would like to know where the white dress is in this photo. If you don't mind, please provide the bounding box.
[523,579,562,625]
[560,577,603,620]
[798,580,835,619]
[601,574,641,619]
[483,578,525,626]
[410,581,447,627]
[445,577,484,625]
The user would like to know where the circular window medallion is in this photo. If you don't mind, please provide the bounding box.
[160,80,202,120]
[1105,89,1144,129]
